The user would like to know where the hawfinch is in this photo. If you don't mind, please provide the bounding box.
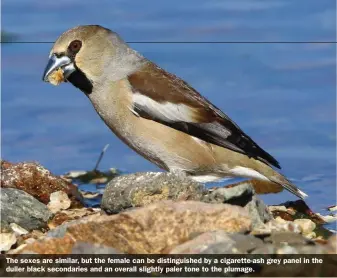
[42,25,308,199]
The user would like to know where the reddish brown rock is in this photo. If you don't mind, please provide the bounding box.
[280,200,326,225]
[48,213,72,230]
[271,210,294,221]
[1,160,83,207]
[15,229,45,248]
[48,208,101,229]
[19,236,75,254]
[16,201,251,254]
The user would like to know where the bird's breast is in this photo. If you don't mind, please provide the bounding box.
[88,78,217,172]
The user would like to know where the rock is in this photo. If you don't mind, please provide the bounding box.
[0,233,17,252]
[101,172,206,213]
[276,245,299,254]
[169,230,227,254]
[269,205,296,215]
[9,223,28,235]
[315,213,337,223]
[0,221,11,233]
[255,242,327,255]
[273,200,333,239]
[27,230,45,239]
[324,234,337,254]
[245,195,273,228]
[280,199,326,225]
[17,230,45,247]
[1,188,53,231]
[46,220,81,238]
[62,168,119,185]
[6,230,46,254]
[264,231,311,246]
[1,160,83,207]
[327,205,337,212]
[251,217,301,235]
[7,244,28,254]
[203,234,264,254]
[48,208,102,230]
[269,205,287,213]
[24,238,36,245]
[293,219,316,235]
[303,232,316,239]
[13,236,75,254]
[16,201,251,254]
[203,183,272,228]
[71,242,123,254]
[47,191,71,213]
[288,244,326,254]
[203,183,254,204]
[270,210,294,221]
[251,244,276,254]
[170,230,264,254]
[269,205,296,221]
[78,190,101,199]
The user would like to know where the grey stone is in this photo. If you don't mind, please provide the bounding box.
[203,183,273,228]
[275,244,325,254]
[276,245,299,254]
[246,195,273,228]
[200,233,265,254]
[1,188,53,231]
[289,245,326,254]
[251,241,325,254]
[170,230,259,254]
[101,172,206,213]
[251,244,276,254]
[46,214,100,238]
[264,231,311,246]
[46,221,73,238]
[203,183,254,203]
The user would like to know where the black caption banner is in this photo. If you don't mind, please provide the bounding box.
[1,254,337,277]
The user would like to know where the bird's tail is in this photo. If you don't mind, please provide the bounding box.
[268,174,308,199]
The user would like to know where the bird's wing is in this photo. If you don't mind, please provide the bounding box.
[127,62,280,169]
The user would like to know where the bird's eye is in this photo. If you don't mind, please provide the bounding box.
[69,40,82,53]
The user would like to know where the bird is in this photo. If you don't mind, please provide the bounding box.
[42,25,308,199]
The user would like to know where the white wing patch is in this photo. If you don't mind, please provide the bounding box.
[230,166,269,181]
[132,92,196,122]
[190,175,225,183]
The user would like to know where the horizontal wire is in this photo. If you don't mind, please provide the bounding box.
[1,41,336,44]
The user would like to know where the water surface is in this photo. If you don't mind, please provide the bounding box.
[2,0,336,218]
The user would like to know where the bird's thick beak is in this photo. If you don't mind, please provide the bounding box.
[42,54,76,82]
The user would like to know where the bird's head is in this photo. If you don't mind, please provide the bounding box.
[42,25,141,94]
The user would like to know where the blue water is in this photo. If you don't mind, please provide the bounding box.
[2,0,336,224]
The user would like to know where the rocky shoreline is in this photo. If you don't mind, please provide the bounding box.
[1,160,336,275]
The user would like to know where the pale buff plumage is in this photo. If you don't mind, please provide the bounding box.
[42,25,308,199]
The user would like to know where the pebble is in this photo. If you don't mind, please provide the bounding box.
[294,219,316,234]
[9,223,28,235]
[47,191,71,213]
[0,233,17,252]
